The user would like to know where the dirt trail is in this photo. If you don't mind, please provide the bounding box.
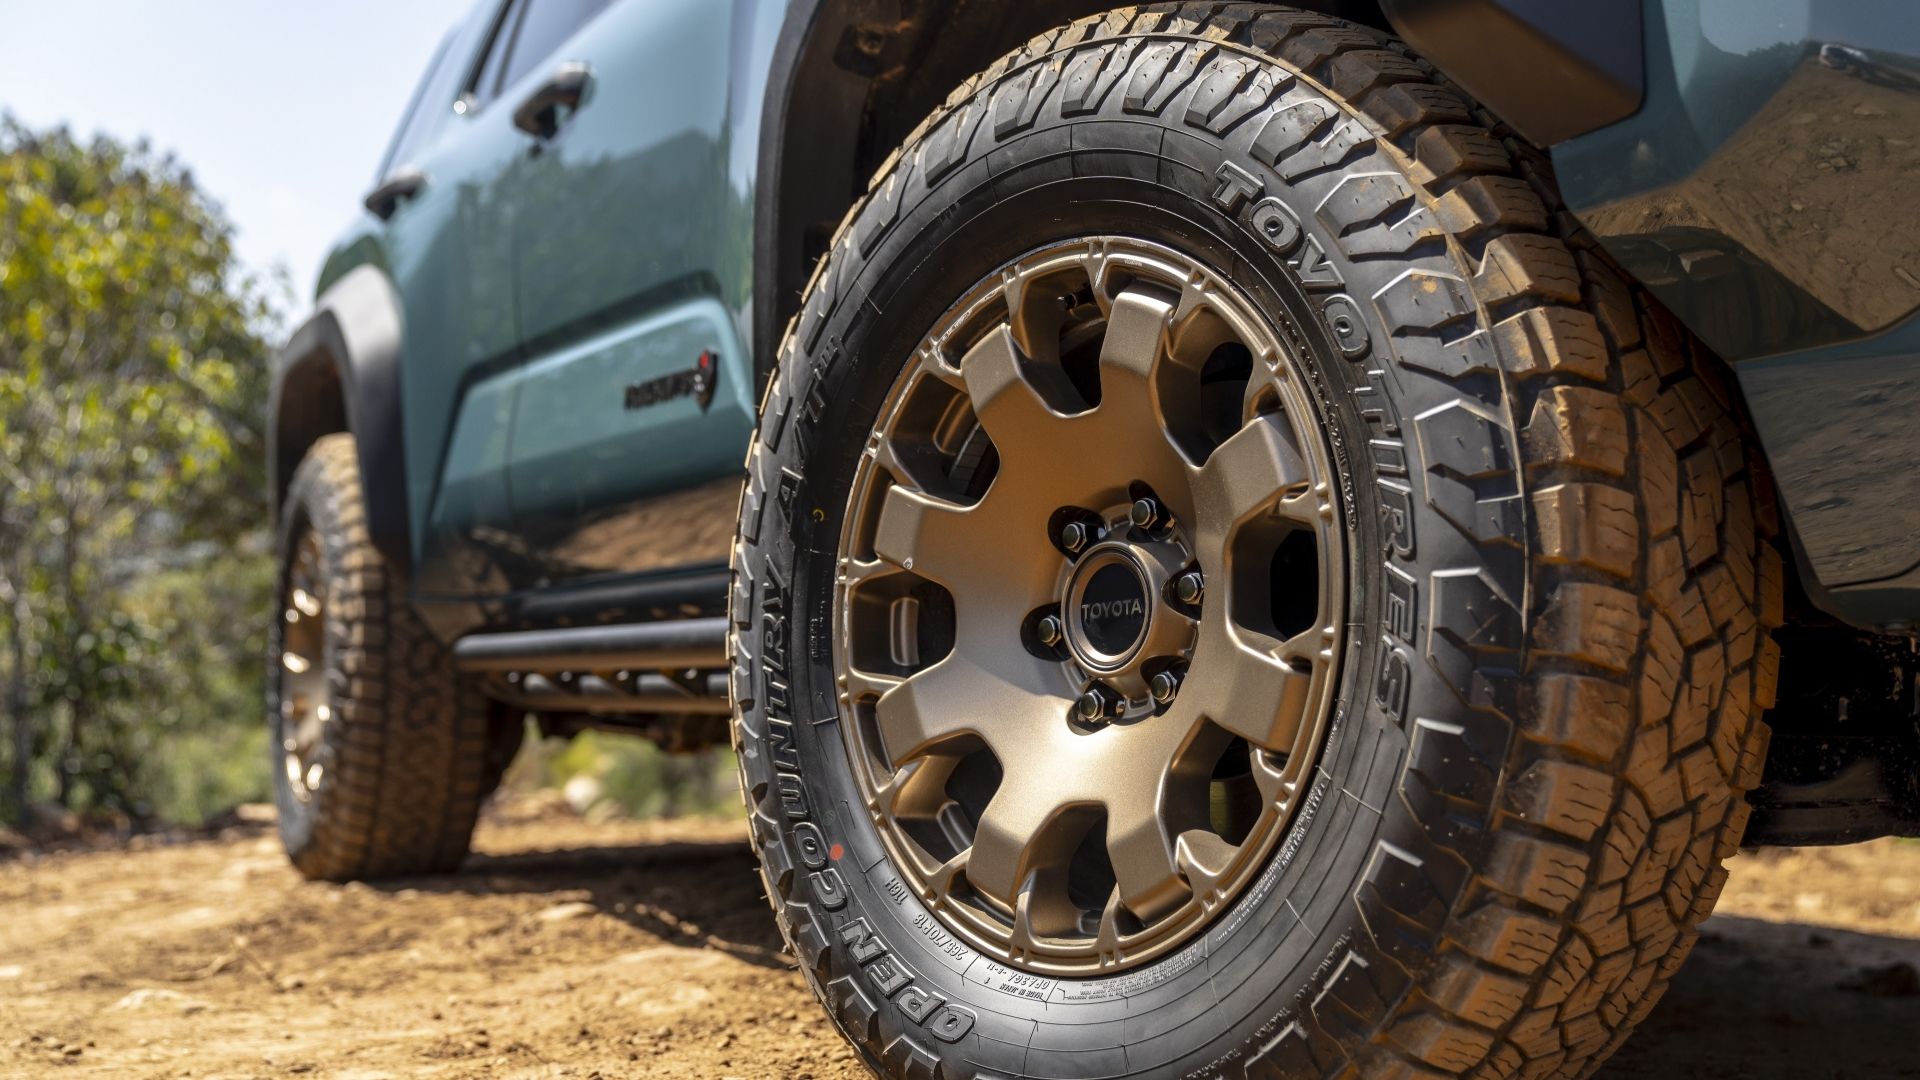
[3,799,1918,1079]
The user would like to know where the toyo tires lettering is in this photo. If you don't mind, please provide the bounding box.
[1211,161,1302,256]
[1212,151,1417,733]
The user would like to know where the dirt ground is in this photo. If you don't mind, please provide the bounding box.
[3,799,1918,1080]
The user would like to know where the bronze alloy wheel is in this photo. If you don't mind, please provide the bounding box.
[279,527,332,803]
[833,237,1345,975]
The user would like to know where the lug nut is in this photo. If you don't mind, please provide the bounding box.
[1061,520,1096,553]
[1129,496,1167,531]
[1173,570,1205,605]
[1075,684,1123,722]
[1036,614,1065,647]
[1149,668,1185,704]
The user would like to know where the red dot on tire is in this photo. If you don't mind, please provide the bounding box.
[830,843,845,861]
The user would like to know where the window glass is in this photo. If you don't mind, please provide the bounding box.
[496,0,612,93]
[377,29,459,179]
[463,0,525,113]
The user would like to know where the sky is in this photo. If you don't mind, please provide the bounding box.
[0,0,476,307]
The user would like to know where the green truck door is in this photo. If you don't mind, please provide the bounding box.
[497,0,763,591]
[371,5,532,599]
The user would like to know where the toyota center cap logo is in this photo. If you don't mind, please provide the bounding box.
[1081,597,1145,620]
[1076,562,1150,656]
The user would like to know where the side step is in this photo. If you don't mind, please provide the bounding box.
[451,617,728,674]
[452,617,730,718]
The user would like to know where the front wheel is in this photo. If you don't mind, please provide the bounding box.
[732,6,1782,1078]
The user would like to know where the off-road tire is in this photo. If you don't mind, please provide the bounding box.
[271,432,491,881]
[730,6,1783,1078]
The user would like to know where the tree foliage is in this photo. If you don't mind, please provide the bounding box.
[0,115,279,827]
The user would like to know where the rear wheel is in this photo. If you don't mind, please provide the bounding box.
[732,6,1783,1078]
[271,432,491,880]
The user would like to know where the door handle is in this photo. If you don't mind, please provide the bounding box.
[512,61,593,139]
[363,166,426,220]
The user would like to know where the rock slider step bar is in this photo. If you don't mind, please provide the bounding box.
[451,616,728,674]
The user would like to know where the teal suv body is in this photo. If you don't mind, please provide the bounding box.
[269,2,1920,1076]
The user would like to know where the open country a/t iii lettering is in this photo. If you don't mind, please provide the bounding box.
[268,2,1920,1076]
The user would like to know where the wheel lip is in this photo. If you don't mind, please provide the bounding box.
[832,235,1349,976]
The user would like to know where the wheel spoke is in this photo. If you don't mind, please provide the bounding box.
[1015,862,1087,942]
[1090,290,1175,438]
[1002,265,1071,363]
[922,851,968,907]
[837,554,899,591]
[961,326,1077,461]
[870,468,1058,610]
[874,651,1057,764]
[873,659,979,763]
[1278,623,1340,672]
[1106,794,1186,923]
[1081,286,1201,520]
[1093,888,1126,959]
[874,753,962,820]
[1174,829,1239,900]
[1180,619,1313,751]
[1167,278,1246,365]
[1178,416,1332,751]
[964,784,1093,911]
[869,485,1017,592]
[864,433,916,489]
[1190,415,1313,555]
[840,665,904,703]
[1249,747,1297,806]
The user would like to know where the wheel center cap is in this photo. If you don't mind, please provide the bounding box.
[1066,549,1151,671]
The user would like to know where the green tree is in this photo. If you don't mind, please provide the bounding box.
[0,116,278,826]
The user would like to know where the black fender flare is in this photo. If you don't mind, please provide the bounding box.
[1377,0,1644,146]
[750,0,825,383]
[268,264,411,574]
